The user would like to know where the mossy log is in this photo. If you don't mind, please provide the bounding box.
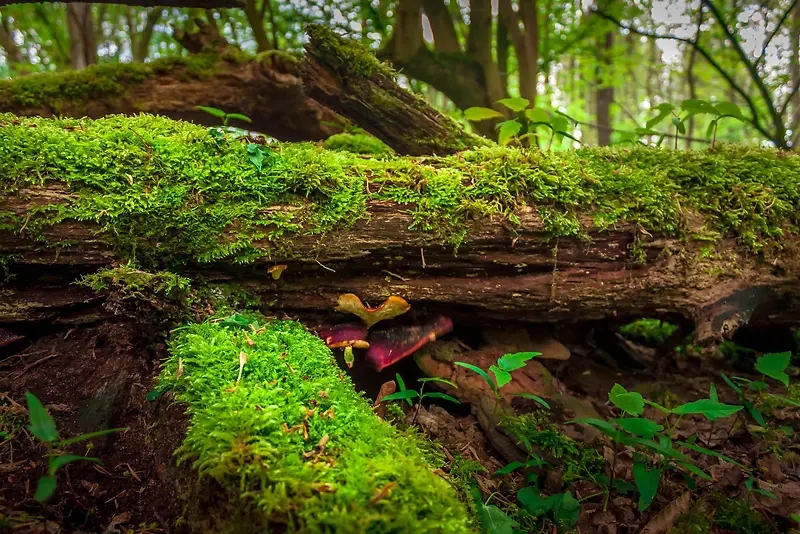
[0,54,339,142]
[298,25,484,156]
[1,114,799,345]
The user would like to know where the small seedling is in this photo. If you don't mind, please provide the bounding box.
[196,105,253,128]
[455,351,550,412]
[25,392,126,501]
[379,373,461,425]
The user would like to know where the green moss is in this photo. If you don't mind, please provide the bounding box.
[0,55,219,112]
[323,133,393,156]
[78,264,191,300]
[713,498,771,534]
[669,507,712,534]
[306,24,394,79]
[0,114,798,267]
[619,319,679,347]
[159,315,471,532]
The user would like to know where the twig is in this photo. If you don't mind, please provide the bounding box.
[15,352,59,377]
[315,259,336,272]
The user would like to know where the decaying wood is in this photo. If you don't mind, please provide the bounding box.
[299,25,481,156]
[1,187,799,344]
[0,55,339,143]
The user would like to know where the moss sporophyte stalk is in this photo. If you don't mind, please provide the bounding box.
[158,315,473,532]
[0,113,798,268]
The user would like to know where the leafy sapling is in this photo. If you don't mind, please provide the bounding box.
[464,98,580,149]
[196,105,253,128]
[379,373,461,425]
[25,392,126,502]
[455,351,550,412]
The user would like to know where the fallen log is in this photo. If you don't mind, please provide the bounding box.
[298,24,483,156]
[0,53,338,142]
[1,114,799,344]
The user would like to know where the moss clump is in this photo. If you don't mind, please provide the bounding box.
[0,114,798,266]
[713,498,771,534]
[159,315,472,533]
[0,56,219,112]
[323,132,393,156]
[78,264,191,300]
[619,318,678,347]
[669,507,712,534]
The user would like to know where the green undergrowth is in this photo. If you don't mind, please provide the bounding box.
[158,315,472,533]
[323,132,393,156]
[619,318,679,347]
[78,263,191,300]
[1,114,799,267]
[0,55,224,112]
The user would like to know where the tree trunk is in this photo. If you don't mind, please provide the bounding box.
[791,2,800,147]
[243,0,271,53]
[66,3,97,69]
[595,30,613,146]
[0,14,22,68]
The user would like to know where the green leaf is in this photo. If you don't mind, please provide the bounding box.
[748,381,768,392]
[550,492,580,529]
[395,373,407,392]
[517,486,551,515]
[497,97,530,112]
[58,428,126,447]
[709,383,719,402]
[559,130,582,145]
[714,101,743,119]
[497,352,539,372]
[753,487,777,500]
[25,392,58,443]
[464,106,504,121]
[490,365,513,388]
[677,461,712,481]
[633,461,661,511]
[497,120,522,145]
[512,393,550,409]
[35,475,57,502]
[609,384,645,416]
[680,98,715,114]
[418,377,457,388]
[146,387,167,401]
[567,417,616,435]
[48,454,100,475]
[550,114,570,136]
[196,105,227,118]
[525,108,551,125]
[744,401,766,427]
[379,390,419,403]
[706,120,718,140]
[645,108,673,129]
[790,513,800,524]
[455,362,497,393]
[721,373,742,394]
[247,144,266,172]
[421,392,461,404]
[643,399,673,414]
[755,352,791,386]
[672,399,743,421]
[225,113,253,123]
[493,461,525,477]
[476,503,518,534]
[613,418,664,439]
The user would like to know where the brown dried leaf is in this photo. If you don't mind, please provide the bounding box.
[268,264,287,280]
[641,491,691,534]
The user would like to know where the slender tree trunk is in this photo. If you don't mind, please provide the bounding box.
[66,3,97,69]
[791,2,800,147]
[0,15,22,68]
[596,30,614,146]
[244,0,271,52]
[497,17,509,95]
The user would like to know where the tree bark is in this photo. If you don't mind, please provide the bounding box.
[1,186,798,345]
[0,55,340,142]
[595,30,614,146]
[300,24,481,155]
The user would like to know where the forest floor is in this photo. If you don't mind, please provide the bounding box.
[1,317,798,534]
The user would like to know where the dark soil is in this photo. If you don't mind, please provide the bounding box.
[0,322,188,533]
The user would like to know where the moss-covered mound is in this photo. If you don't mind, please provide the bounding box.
[323,132,393,155]
[158,316,472,533]
[1,113,798,266]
